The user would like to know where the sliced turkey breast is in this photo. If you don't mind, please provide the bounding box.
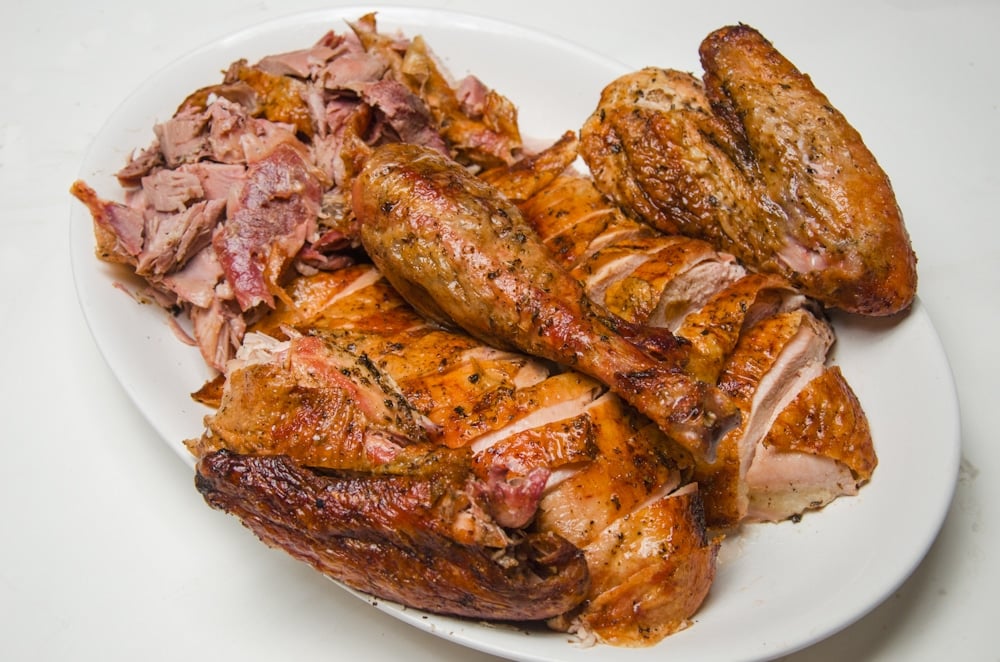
[559,483,718,645]
[190,263,717,644]
[696,308,833,526]
[513,166,875,527]
[746,366,876,521]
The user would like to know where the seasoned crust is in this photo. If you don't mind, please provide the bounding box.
[581,25,917,316]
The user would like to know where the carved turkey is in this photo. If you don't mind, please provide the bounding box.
[352,142,740,462]
[73,16,890,650]
[515,168,876,527]
[189,264,719,645]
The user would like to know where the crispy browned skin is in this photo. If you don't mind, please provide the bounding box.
[567,485,718,645]
[353,142,739,461]
[518,171,877,526]
[241,267,717,643]
[188,333,434,470]
[178,60,313,137]
[580,25,917,316]
[537,393,717,644]
[761,366,876,481]
[195,450,589,621]
[479,130,581,202]
[746,365,876,520]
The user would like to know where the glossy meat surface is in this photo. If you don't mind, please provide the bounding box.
[195,450,589,620]
[568,484,717,645]
[517,171,876,527]
[71,14,531,371]
[188,332,433,470]
[580,25,917,316]
[746,366,877,520]
[353,143,738,460]
[190,265,719,644]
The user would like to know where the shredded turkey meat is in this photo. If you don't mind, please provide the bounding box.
[71,13,523,370]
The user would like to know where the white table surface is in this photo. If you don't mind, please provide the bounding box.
[3,1,996,660]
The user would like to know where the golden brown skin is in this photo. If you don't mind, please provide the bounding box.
[537,394,717,645]
[746,366,876,520]
[567,485,718,646]
[188,333,433,470]
[517,173,800,386]
[695,309,829,526]
[353,143,739,461]
[479,130,581,202]
[580,25,917,316]
[761,366,877,482]
[178,60,313,137]
[518,172,877,527]
[198,265,717,644]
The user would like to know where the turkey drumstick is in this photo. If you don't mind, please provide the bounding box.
[353,143,738,461]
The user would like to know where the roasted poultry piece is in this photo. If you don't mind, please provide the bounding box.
[189,264,719,645]
[352,142,739,462]
[516,170,876,527]
[196,448,589,621]
[580,24,917,316]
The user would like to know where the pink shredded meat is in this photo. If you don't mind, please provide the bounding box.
[215,140,323,311]
[71,14,524,371]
